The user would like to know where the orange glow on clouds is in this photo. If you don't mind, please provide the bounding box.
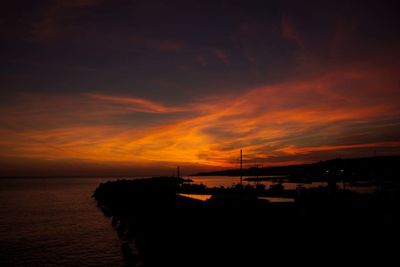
[0,66,399,175]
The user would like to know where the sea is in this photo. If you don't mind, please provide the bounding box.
[0,176,374,266]
[0,178,124,267]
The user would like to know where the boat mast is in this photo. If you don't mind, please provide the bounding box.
[240,149,243,185]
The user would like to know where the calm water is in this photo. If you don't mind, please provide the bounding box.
[0,178,123,267]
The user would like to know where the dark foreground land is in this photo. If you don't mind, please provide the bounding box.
[93,177,400,267]
[194,156,400,183]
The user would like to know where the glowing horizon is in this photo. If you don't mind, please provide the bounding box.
[1,1,399,176]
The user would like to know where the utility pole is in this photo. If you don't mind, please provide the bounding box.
[240,149,243,185]
[255,158,258,179]
[177,166,180,179]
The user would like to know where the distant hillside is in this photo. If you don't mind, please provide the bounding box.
[192,156,400,182]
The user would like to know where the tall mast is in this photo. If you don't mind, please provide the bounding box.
[240,149,243,185]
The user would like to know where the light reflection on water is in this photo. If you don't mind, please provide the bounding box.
[0,178,124,267]
[178,194,212,201]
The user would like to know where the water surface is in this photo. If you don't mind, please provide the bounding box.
[0,178,123,267]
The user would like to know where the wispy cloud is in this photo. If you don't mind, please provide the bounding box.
[87,93,189,114]
[212,48,230,65]
[281,15,303,48]
[1,66,399,171]
[277,142,400,155]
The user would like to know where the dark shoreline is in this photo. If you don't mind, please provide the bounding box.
[192,155,400,182]
[93,176,400,266]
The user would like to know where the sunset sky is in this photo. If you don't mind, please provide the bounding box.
[1,0,400,176]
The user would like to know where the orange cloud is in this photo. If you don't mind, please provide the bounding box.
[1,66,399,173]
[278,142,400,155]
